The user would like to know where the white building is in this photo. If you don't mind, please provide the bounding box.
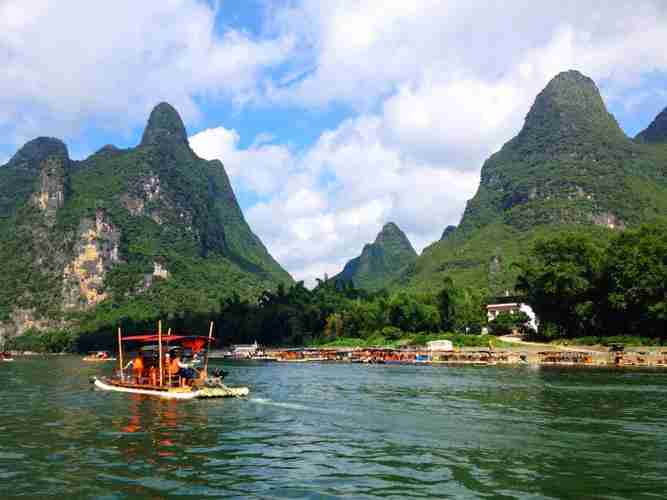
[486,302,538,332]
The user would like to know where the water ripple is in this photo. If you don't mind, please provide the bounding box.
[1,358,667,498]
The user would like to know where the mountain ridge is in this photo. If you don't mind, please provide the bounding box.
[0,103,292,340]
[636,106,667,144]
[334,222,417,291]
[401,70,667,293]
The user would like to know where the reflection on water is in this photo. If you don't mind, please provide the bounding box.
[1,358,666,498]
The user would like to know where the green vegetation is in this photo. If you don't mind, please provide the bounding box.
[310,332,508,349]
[635,106,667,144]
[10,275,489,352]
[334,222,417,291]
[5,329,77,353]
[488,311,531,336]
[516,221,667,340]
[552,336,667,347]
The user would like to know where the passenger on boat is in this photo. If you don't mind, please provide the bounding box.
[168,350,197,386]
[124,355,145,383]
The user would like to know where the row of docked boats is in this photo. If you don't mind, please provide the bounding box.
[252,347,525,365]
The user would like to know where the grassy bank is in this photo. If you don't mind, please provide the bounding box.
[309,332,512,349]
[550,336,667,347]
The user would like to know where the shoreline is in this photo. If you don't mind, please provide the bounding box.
[212,344,667,369]
[8,342,667,369]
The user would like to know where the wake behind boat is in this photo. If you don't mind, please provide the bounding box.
[92,321,249,400]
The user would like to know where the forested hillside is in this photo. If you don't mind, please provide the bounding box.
[0,103,292,342]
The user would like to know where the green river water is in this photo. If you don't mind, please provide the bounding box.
[0,357,665,499]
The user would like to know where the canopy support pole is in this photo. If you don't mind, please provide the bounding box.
[158,320,163,387]
[167,327,172,387]
[118,327,124,381]
[204,321,214,377]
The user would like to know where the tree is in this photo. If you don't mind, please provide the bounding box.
[515,233,605,338]
[388,291,440,333]
[602,222,667,338]
[452,287,487,334]
[488,310,531,336]
[437,276,457,332]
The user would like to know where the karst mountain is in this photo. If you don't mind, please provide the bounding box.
[0,103,292,338]
[334,222,417,291]
[403,70,667,292]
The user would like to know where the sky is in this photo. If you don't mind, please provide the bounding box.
[2,0,667,285]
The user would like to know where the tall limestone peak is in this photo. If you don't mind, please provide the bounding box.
[518,70,627,149]
[334,222,417,291]
[636,106,667,144]
[459,69,637,235]
[404,70,667,293]
[6,137,69,171]
[140,102,189,147]
[0,137,70,218]
[374,222,416,252]
[0,103,292,342]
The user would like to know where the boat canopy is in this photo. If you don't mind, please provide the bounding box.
[121,334,213,342]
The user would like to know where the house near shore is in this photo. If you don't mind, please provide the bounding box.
[486,297,538,333]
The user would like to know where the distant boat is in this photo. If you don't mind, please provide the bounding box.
[415,354,431,363]
[83,351,116,362]
[1,352,14,362]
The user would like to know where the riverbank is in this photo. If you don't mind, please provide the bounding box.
[211,342,667,368]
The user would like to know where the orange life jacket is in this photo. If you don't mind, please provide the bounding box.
[132,356,144,374]
[169,357,181,375]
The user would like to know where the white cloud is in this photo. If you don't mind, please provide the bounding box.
[193,115,479,286]
[190,126,294,196]
[271,1,667,109]
[0,0,292,146]
[192,1,667,285]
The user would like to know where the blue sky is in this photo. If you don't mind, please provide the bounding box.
[1,1,667,284]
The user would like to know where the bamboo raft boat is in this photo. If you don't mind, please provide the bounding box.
[92,376,249,399]
[91,321,249,400]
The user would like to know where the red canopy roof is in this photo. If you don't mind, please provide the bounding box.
[121,334,214,343]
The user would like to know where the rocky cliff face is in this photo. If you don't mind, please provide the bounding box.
[62,209,121,309]
[0,103,292,341]
[33,154,69,225]
[334,222,417,291]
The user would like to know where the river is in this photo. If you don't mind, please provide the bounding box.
[0,357,666,498]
